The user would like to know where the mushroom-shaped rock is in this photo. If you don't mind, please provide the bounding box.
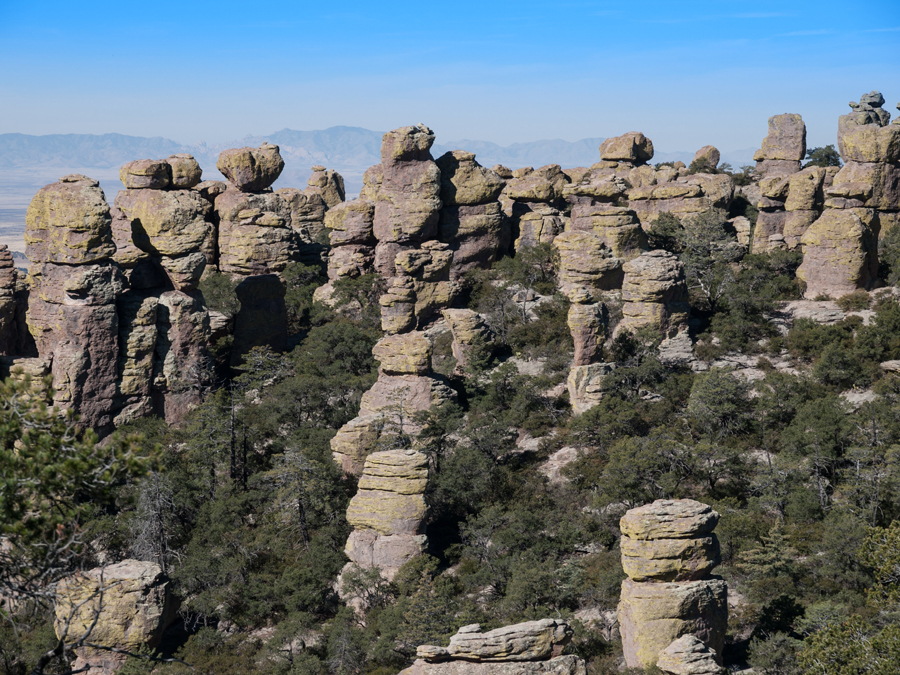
[599,132,654,164]
[217,143,285,192]
[26,175,115,265]
[656,635,726,675]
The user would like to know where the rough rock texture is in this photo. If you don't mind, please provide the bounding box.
[231,275,287,367]
[380,242,459,333]
[618,500,727,670]
[436,151,507,277]
[753,166,827,252]
[307,165,346,208]
[691,146,720,169]
[656,635,726,675]
[344,449,430,578]
[554,231,623,300]
[797,209,878,298]
[617,250,689,338]
[0,246,18,354]
[398,656,585,675]
[216,143,284,192]
[373,331,432,375]
[567,302,607,366]
[567,362,615,415]
[166,154,203,189]
[26,175,116,264]
[419,620,574,662]
[215,188,296,276]
[753,114,806,176]
[115,188,210,257]
[116,291,158,425]
[54,560,178,675]
[599,132,654,164]
[442,308,494,373]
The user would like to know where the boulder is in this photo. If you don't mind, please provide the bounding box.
[119,159,172,190]
[373,331,433,375]
[617,250,689,338]
[331,413,390,475]
[656,635,726,675]
[754,113,806,163]
[54,560,178,675]
[618,578,727,670]
[620,499,720,540]
[599,132,654,164]
[505,164,570,202]
[691,146,720,169]
[166,154,202,189]
[567,362,615,415]
[797,209,878,298]
[420,620,573,662]
[215,188,297,275]
[307,165,346,208]
[26,175,116,265]
[436,151,505,206]
[554,230,623,300]
[115,188,210,257]
[216,143,285,192]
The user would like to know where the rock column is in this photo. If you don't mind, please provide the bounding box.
[25,174,122,432]
[617,499,727,670]
[503,164,570,251]
[616,250,689,339]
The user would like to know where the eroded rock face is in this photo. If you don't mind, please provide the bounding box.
[617,250,689,339]
[215,188,296,276]
[442,308,494,373]
[419,620,574,662]
[617,500,727,670]
[54,560,178,675]
[753,114,806,176]
[344,449,430,578]
[599,132,654,165]
[26,175,116,264]
[307,165,346,208]
[656,635,726,675]
[567,362,615,415]
[554,230,623,300]
[217,143,285,192]
[398,656,585,675]
[797,208,878,298]
[0,246,18,354]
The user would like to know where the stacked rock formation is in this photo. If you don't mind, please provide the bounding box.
[617,250,689,338]
[797,93,894,298]
[344,448,429,580]
[441,308,495,374]
[331,331,455,474]
[504,164,571,250]
[25,174,123,432]
[656,635,726,675]
[617,500,727,670]
[112,155,212,422]
[0,246,19,354]
[436,150,507,278]
[404,620,584,675]
[748,114,829,253]
[54,560,178,675]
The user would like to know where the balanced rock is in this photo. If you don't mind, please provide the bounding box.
[166,154,203,189]
[26,175,116,264]
[119,159,172,190]
[54,560,178,675]
[753,113,806,175]
[691,146,720,169]
[599,132,654,165]
[373,331,433,375]
[216,143,285,192]
[656,635,726,675]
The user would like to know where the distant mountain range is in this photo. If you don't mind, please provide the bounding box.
[0,127,757,195]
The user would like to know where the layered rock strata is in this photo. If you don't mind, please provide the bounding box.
[402,621,584,675]
[331,331,455,474]
[616,250,689,339]
[344,448,429,580]
[504,164,570,250]
[54,560,178,675]
[797,93,894,298]
[617,500,727,670]
[25,175,122,431]
[753,113,806,177]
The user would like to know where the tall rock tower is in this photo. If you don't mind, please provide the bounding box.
[617,499,728,669]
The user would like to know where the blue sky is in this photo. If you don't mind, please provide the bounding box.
[1,1,898,152]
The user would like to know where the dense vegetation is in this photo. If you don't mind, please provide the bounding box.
[3,210,900,675]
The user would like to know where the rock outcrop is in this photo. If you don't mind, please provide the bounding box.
[54,560,178,675]
[504,164,570,250]
[401,621,584,675]
[617,500,727,670]
[0,246,19,354]
[616,250,689,339]
[436,150,507,278]
[25,175,122,432]
[567,362,615,415]
[331,331,455,474]
[797,208,878,298]
[441,308,495,373]
[344,448,429,580]
[656,635,726,675]
[753,113,806,176]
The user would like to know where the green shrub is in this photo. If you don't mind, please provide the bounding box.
[835,290,870,311]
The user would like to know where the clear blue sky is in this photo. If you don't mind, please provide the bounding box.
[1,1,898,152]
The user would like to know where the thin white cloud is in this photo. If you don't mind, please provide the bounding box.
[776,29,835,37]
